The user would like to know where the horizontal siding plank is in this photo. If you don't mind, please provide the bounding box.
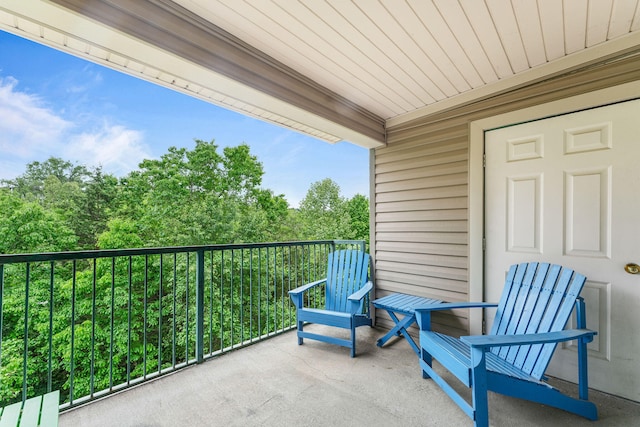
[376,160,468,184]
[376,172,467,193]
[375,197,467,213]
[376,138,467,165]
[376,149,468,174]
[375,270,467,294]
[375,231,467,245]
[377,241,467,258]
[379,123,469,153]
[375,186,467,203]
[375,220,467,233]
[375,259,467,281]
[376,209,467,222]
[375,251,467,269]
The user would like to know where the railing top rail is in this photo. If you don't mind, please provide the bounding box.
[0,240,365,264]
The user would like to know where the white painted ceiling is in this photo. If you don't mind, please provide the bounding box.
[2,0,640,147]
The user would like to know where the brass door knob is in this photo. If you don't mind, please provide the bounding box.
[624,263,640,274]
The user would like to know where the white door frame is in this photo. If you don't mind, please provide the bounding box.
[468,80,640,335]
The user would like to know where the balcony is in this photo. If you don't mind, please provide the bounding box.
[1,240,639,425]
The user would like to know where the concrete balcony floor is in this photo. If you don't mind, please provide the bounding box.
[60,325,640,426]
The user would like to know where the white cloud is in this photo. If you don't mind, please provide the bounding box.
[0,76,152,178]
[0,77,71,157]
[64,124,151,176]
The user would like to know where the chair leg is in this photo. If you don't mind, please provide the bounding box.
[470,347,489,427]
[297,320,304,345]
[421,348,432,379]
[350,324,356,357]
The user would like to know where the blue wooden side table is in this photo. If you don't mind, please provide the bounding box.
[373,293,442,355]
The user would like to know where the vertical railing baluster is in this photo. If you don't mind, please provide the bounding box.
[90,259,97,397]
[240,249,244,345]
[143,254,148,378]
[266,247,270,335]
[0,265,3,369]
[172,253,177,369]
[195,249,204,364]
[273,247,277,332]
[127,256,132,385]
[185,253,190,363]
[230,249,234,348]
[219,251,224,351]
[158,255,163,373]
[281,247,285,331]
[258,248,262,338]
[47,262,54,393]
[110,258,115,390]
[22,262,30,402]
[209,251,214,355]
[69,260,77,404]
[249,248,253,342]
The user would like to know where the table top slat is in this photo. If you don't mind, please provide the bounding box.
[373,293,442,315]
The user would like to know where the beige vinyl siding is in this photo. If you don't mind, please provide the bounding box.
[373,52,640,338]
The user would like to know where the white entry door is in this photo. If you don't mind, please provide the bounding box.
[484,99,640,402]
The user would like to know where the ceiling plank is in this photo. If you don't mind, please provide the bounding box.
[459,0,512,80]
[538,0,565,61]
[564,0,588,54]
[434,0,497,85]
[512,0,546,66]
[486,0,529,72]
[608,0,639,38]
[587,0,614,47]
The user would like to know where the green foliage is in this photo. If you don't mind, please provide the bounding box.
[0,190,77,253]
[346,193,370,245]
[298,178,352,240]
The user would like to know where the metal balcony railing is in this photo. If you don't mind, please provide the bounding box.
[0,240,365,410]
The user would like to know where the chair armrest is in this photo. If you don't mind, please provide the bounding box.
[348,281,373,315]
[288,278,326,296]
[415,302,498,331]
[289,278,326,308]
[348,281,373,302]
[461,329,598,349]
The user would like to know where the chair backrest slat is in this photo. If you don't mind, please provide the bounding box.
[325,250,370,313]
[489,262,587,380]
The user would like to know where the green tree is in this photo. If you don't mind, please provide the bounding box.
[115,139,289,246]
[2,158,120,249]
[1,157,89,202]
[298,178,351,239]
[0,189,77,254]
[346,194,369,244]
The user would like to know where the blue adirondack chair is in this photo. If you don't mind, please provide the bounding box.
[415,262,597,427]
[288,249,373,357]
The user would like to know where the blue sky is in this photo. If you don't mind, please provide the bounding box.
[0,30,370,208]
